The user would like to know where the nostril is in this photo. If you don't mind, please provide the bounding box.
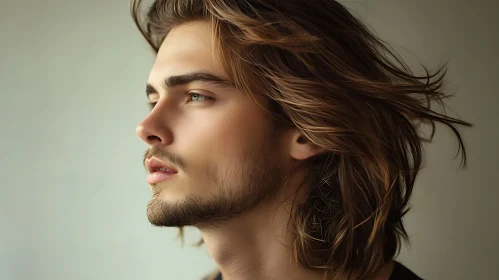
[147,135,161,142]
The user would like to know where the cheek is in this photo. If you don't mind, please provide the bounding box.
[181,100,271,150]
[176,103,274,178]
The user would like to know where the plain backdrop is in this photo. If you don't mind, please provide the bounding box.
[1,0,497,279]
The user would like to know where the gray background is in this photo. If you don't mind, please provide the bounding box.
[1,0,497,279]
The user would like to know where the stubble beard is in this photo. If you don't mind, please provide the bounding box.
[146,136,285,227]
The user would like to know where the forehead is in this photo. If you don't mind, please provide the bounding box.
[149,21,225,83]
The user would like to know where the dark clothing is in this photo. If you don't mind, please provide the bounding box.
[389,262,423,280]
[210,261,422,280]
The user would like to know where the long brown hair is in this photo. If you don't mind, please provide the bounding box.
[130,0,471,279]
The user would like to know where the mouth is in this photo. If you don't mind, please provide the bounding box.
[145,157,179,184]
[147,170,176,184]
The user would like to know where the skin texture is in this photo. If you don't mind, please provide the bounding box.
[136,20,393,280]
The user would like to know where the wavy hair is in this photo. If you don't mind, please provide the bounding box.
[130,0,471,279]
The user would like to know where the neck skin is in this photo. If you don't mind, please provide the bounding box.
[199,197,322,280]
[196,170,394,280]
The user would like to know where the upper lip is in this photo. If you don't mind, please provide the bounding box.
[145,157,178,174]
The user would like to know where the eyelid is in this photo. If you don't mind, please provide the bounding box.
[147,91,213,110]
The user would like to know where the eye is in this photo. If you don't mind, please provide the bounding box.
[148,102,157,110]
[147,92,213,110]
[186,92,213,103]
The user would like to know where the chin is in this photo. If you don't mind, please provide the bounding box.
[146,197,185,227]
[145,192,206,227]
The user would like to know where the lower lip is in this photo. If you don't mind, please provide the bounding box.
[147,171,177,184]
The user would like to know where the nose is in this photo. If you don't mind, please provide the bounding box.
[136,108,173,146]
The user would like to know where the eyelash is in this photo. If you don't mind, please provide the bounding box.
[148,92,212,109]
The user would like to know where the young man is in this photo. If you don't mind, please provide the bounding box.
[132,0,471,279]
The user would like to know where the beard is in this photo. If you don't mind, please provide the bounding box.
[145,130,286,227]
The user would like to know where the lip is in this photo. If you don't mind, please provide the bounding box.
[145,157,179,174]
[147,170,176,184]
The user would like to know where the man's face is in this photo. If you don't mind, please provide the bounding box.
[136,21,290,227]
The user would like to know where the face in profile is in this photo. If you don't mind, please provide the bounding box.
[136,21,292,227]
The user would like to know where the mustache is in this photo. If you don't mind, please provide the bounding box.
[142,146,187,172]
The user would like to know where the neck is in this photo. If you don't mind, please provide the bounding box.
[196,196,395,280]
[197,196,326,280]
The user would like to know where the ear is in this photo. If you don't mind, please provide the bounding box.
[288,130,326,160]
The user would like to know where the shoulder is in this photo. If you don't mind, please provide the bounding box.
[390,261,423,280]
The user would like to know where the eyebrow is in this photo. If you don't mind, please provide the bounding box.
[146,71,234,96]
